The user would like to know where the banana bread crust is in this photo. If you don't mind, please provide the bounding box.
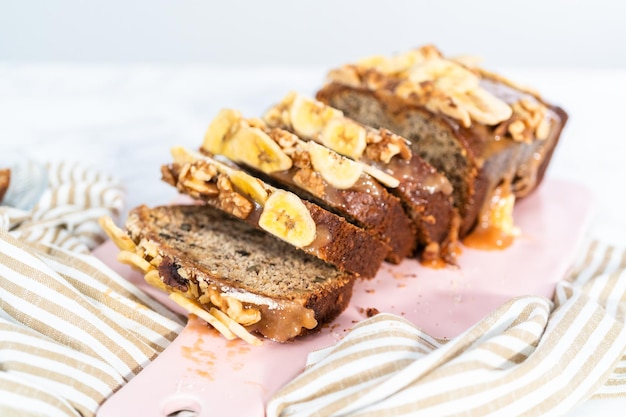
[263,94,459,264]
[125,204,356,341]
[316,82,567,237]
[162,160,389,279]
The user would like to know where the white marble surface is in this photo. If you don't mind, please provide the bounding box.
[1,65,625,415]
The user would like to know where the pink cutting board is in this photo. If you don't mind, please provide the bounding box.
[96,178,594,417]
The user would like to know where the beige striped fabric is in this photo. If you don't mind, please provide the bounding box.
[267,240,626,417]
[0,161,183,417]
[3,160,125,252]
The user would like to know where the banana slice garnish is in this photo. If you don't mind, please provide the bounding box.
[359,163,400,188]
[229,171,269,205]
[258,190,316,248]
[223,126,293,174]
[203,109,292,174]
[171,147,271,205]
[289,94,343,138]
[320,118,367,160]
[203,109,243,154]
[307,141,363,190]
[454,89,513,126]
[349,49,515,128]
[408,58,480,94]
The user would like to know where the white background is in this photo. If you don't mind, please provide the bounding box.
[1,0,625,68]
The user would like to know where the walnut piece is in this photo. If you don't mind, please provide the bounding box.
[267,128,299,156]
[216,174,254,219]
[496,98,551,143]
[293,167,326,197]
[331,46,520,128]
[365,128,412,163]
[177,162,219,197]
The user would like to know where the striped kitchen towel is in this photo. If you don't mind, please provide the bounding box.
[267,240,626,417]
[0,160,184,417]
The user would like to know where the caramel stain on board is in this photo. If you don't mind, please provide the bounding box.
[180,314,218,380]
[226,339,251,371]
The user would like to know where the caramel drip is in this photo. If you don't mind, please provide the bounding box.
[420,170,454,196]
[463,184,517,250]
[375,156,453,196]
[201,289,318,342]
[351,175,383,198]
[463,227,514,251]
[250,303,317,342]
[304,224,332,252]
[419,257,448,269]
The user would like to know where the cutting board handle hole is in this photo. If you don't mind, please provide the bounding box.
[161,395,202,417]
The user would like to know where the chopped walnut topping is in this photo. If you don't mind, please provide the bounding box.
[290,148,311,169]
[293,167,326,197]
[177,162,219,197]
[365,128,412,163]
[216,174,254,219]
[267,128,299,156]
[507,120,527,142]
[328,47,518,128]
[495,98,551,143]
[361,68,392,91]
[190,163,217,182]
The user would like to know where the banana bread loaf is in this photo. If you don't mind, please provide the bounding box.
[125,204,356,342]
[263,93,459,265]
[316,45,568,248]
[161,147,388,278]
[200,109,417,263]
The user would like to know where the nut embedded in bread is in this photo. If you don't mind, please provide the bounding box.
[120,204,356,342]
[315,45,568,249]
[161,147,389,278]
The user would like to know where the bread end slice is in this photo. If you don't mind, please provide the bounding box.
[124,204,355,342]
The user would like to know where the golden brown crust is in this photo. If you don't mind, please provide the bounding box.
[200,113,416,263]
[263,92,457,265]
[316,80,567,240]
[125,204,356,342]
[241,152,417,263]
[302,200,389,278]
[162,161,388,279]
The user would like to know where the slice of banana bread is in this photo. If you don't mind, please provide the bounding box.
[161,147,388,279]
[316,45,568,248]
[125,204,355,342]
[263,93,459,265]
[199,109,416,264]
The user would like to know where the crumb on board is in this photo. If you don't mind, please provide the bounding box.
[357,307,380,318]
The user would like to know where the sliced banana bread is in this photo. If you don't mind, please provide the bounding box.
[125,204,355,342]
[315,45,568,248]
[199,109,416,264]
[161,147,388,278]
[263,93,459,265]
